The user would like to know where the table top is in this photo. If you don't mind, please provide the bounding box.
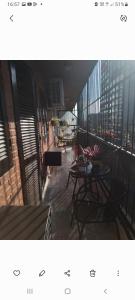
[70,161,93,177]
[70,161,111,178]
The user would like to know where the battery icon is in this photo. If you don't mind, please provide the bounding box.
[27,2,32,5]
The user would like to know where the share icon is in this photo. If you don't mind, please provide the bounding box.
[64,270,71,277]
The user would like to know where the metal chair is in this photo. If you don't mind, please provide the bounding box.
[71,174,128,239]
[67,163,93,202]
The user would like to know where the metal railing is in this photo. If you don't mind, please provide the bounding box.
[77,129,135,239]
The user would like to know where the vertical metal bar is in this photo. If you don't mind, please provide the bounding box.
[120,80,124,147]
[117,84,120,144]
[125,79,130,150]
[86,80,89,146]
[131,74,135,153]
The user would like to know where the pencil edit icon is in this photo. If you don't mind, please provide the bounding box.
[39,270,46,277]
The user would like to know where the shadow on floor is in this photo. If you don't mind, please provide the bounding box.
[44,147,127,240]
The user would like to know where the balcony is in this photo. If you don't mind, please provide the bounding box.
[0,60,135,239]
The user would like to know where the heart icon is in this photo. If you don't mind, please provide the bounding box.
[13,270,21,276]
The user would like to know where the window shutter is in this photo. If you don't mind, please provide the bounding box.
[0,87,11,176]
[10,62,41,204]
[0,108,8,161]
[19,100,41,203]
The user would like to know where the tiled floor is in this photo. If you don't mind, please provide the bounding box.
[44,147,128,240]
[0,206,49,240]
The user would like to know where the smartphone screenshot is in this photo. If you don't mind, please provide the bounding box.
[0,0,135,299]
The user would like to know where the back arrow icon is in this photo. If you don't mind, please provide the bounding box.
[10,15,14,22]
[104,289,108,294]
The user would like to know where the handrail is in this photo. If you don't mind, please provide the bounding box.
[77,127,135,160]
[78,127,135,239]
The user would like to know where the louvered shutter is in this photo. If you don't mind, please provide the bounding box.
[10,62,41,204]
[0,105,7,161]
[0,88,11,176]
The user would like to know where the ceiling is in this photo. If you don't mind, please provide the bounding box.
[27,60,97,110]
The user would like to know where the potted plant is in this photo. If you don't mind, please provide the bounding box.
[51,117,60,126]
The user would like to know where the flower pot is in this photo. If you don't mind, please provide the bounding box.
[51,119,59,126]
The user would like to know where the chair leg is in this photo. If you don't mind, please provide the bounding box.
[72,177,78,202]
[115,219,121,240]
[66,172,71,188]
[70,210,75,228]
[70,199,75,226]
[95,180,100,201]
[78,223,85,240]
